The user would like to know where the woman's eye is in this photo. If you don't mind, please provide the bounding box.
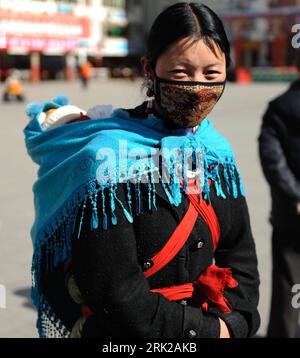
[205,70,220,76]
[171,69,186,74]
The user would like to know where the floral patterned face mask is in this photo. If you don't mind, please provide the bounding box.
[154,76,226,129]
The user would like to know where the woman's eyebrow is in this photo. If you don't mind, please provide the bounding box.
[204,61,224,68]
[169,60,195,68]
[169,60,190,66]
[168,59,224,69]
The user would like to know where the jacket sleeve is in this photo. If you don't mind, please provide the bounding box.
[259,105,300,204]
[213,192,261,338]
[71,184,221,338]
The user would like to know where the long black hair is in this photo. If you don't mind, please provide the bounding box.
[146,2,231,70]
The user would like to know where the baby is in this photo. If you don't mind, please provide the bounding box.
[37,96,113,130]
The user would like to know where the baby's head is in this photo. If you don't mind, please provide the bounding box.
[26,95,87,130]
[40,105,89,130]
[26,94,114,131]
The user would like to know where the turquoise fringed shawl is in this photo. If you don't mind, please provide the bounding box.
[24,98,245,337]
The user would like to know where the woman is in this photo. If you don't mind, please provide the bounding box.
[24,2,260,338]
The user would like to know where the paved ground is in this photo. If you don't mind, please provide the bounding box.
[0,79,292,338]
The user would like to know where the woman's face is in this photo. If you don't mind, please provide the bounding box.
[154,37,226,83]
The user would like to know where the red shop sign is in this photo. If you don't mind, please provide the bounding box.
[0,10,90,39]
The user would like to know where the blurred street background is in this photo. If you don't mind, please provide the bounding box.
[1,0,300,338]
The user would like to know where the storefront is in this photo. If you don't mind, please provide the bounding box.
[0,9,90,81]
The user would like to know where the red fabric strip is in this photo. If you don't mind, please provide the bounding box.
[150,265,238,313]
[145,182,221,279]
[146,179,237,314]
[144,202,198,278]
[151,283,194,301]
[186,194,220,251]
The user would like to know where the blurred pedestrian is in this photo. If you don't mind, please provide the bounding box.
[2,69,25,102]
[259,53,300,338]
[79,61,92,88]
[24,2,260,339]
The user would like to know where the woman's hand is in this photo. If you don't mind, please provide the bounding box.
[219,318,231,338]
[296,203,300,215]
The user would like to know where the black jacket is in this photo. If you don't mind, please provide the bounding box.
[259,80,300,231]
[55,168,260,339]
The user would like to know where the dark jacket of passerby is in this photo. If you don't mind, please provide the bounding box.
[259,79,300,338]
[259,79,300,231]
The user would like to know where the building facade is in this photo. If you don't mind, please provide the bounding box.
[0,0,128,81]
